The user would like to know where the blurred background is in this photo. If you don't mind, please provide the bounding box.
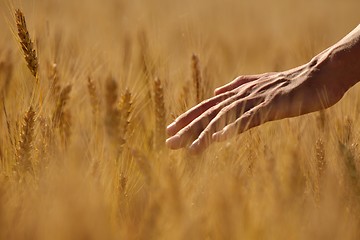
[0,0,360,239]
[1,0,360,80]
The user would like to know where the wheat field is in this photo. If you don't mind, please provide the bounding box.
[0,0,360,239]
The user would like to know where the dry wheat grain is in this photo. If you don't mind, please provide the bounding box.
[105,76,125,146]
[87,77,99,118]
[16,106,35,174]
[315,138,326,177]
[153,77,166,149]
[191,54,203,104]
[119,88,132,140]
[15,9,38,78]
[52,84,72,128]
[48,62,60,99]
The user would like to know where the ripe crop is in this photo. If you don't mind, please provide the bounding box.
[0,1,359,239]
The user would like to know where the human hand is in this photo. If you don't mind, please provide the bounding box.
[166,58,345,154]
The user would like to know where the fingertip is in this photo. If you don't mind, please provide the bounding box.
[188,139,199,150]
[214,88,224,96]
[188,140,204,155]
[166,135,181,149]
[166,122,177,136]
[212,132,226,142]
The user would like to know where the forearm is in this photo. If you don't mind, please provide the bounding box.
[316,24,360,93]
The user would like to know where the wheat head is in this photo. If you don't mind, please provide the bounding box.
[153,77,166,149]
[105,76,125,146]
[191,54,202,104]
[15,9,38,78]
[16,106,35,174]
[119,88,132,140]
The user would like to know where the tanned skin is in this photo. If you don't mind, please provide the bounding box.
[166,24,360,154]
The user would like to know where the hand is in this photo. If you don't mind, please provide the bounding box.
[166,58,345,154]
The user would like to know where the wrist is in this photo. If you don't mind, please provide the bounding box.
[326,46,359,94]
[325,25,360,91]
[297,48,347,107]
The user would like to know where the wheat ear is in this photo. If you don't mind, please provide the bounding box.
[15,9,38,78]
[191,54,202,103]
[48,62,60,99]
[87,77,99,118]
[52,84,72,146]
[16,106,35,174]
[153,77,166,149]
[105,77,124,146]
[315,138,326,177]
[52,84,72,127]
[119,88,132,140]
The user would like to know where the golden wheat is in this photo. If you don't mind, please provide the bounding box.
[138,31,154,80]
[87,77,99,118]
[119,88,132,141]
[51,84,72,146]
[153,77,166,149]
[0,1,360,239]
[105,76,125,146]
[0,58,13,97]
[315,138,326,176]
[37,116,52,166]
[16,106,35,174]
[191,54,203,104]
[178,82,190,113]
[48,62,60,99]
[52,84,71,127]
[15,9,38,78]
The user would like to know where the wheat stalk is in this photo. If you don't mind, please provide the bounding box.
[55,85,72,146]
[315,138,326,176]
[153,77,166,149]
[0,57,13,97]
[105,76,125,146]
[52,84,72,127]
[16,106,35,174]
[15,9,38,78]
[118,88,132,140]
[37,116,52,167]
[59,109,72,146]
[138,31,154,79]
[191,54,203,104]
[48,62,60,99]
[0,58,13,136]
[87,77,99,119]
[178,82,190,113]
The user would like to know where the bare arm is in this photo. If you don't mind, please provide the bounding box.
[166,24,360,154]
[325,24,360,91]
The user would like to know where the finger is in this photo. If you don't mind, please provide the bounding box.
[167,91,235,136]
[188,97,263,154]
[214,75,260,95]
[166,93,248,149]
[166,118,206,149]
[251,77,290,95]
[212,103,271,142]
